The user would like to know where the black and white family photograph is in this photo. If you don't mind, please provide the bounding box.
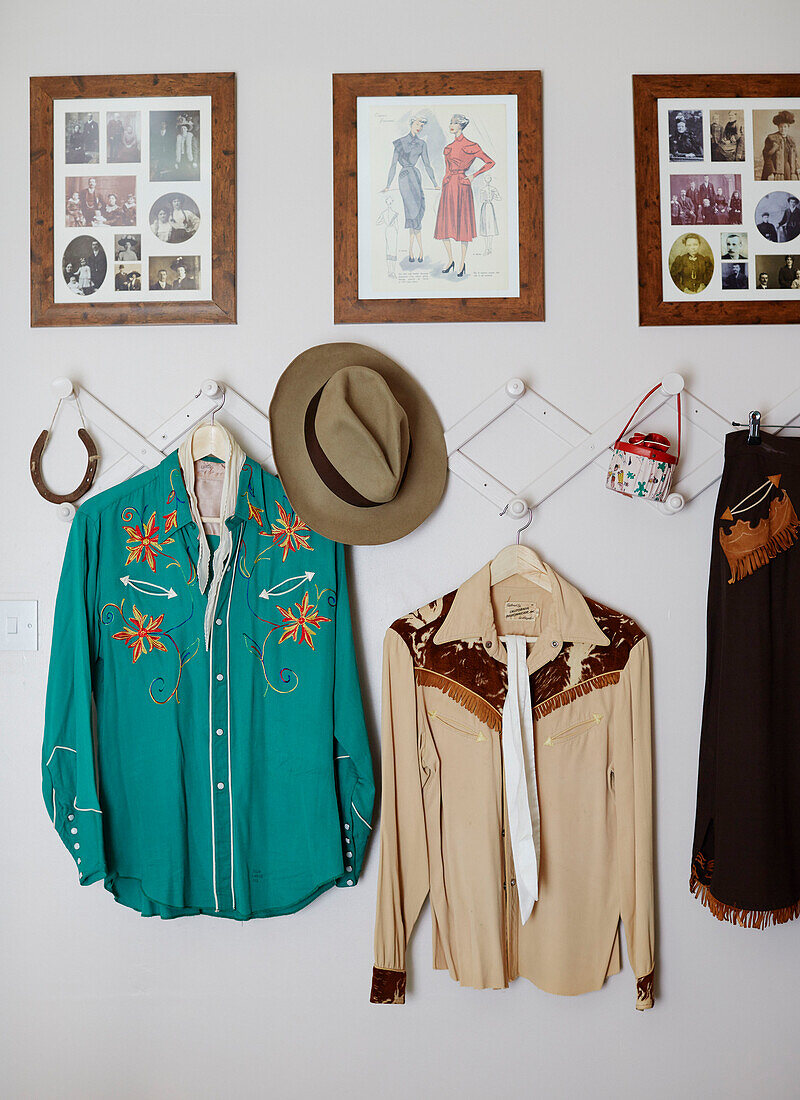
[668,110,703,160]
[669,173,742,225]
[755,253,800,289]
[150,110,201,181]
[753,109,799,181]
[668,232,714,295]
[65,176,137,227]
[65,111,99,164]
[106,111,141,163]
[720,231,748,260]
[114,263,142,291]
[710,110,745,162]
[755,191,800,242]
[61,235,106,295]
[114,234,141,261]
[148,255,200,290]
[149,193,201,243]
[721,261,748,289]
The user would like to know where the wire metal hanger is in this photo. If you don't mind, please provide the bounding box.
[732,410,800,446]
[499,502,534,543]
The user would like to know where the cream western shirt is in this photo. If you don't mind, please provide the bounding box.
[370,563,655,1009]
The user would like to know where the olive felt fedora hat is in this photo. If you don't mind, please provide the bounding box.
[269,343,447,545]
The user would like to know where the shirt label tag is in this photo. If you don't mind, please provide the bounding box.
[505,600,540,623]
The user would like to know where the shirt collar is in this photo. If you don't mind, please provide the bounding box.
[159,450,267,531]
[433,561,609,655]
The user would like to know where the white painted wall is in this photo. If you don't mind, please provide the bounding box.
[3,1,800,1096]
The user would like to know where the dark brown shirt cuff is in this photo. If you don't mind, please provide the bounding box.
[370,966,406,1004]
[636,968,655,1010]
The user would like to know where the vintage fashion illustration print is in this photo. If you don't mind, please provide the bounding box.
[356,95,520,300]
[52,95,212,305]
[657,96,800,303]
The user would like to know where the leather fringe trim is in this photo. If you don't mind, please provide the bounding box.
[727,524,799,584]
[689,870,800,929]
[414,667,502,732]
[533,671,622,719]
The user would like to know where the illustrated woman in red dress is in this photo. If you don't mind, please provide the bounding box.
[434,113,495,277]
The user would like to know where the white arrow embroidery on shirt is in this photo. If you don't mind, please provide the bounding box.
[120,575,178,599]
[259,572,315,600]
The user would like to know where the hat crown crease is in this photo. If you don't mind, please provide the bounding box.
[316,367,410,504]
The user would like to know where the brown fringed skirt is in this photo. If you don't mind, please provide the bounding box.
[691,429,800,927]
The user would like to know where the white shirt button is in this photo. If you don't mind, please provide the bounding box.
[77,858,81,864]
[73,843,80,850]
[68,814,75,821]
[217,782,225,790]
[346,865,352,872]
[216,618,223,626]
[216,728,224,736]
[346,851,352,858]
[344,824,350,830]
[346,880,354,886]
[71,828,78,835]
[216,673,224,681]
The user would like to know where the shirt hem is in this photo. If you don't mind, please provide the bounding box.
[102,871,342,919]
[433,959,622,998]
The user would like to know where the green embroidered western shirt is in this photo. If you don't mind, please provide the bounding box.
[42,451,374,918]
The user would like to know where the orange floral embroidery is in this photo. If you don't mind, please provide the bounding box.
[267,501,312,562]
[275,592,331,650]
[112,604,168,663]
[123,512,166,572]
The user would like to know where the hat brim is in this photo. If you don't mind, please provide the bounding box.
[269,343,447,545]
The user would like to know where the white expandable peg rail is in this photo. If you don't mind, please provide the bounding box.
[201,379,222,399]
[57,502,77,523]
[661,372,685,396]
[505,378,526,398]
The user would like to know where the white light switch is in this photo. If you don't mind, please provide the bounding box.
[0,601,38,651]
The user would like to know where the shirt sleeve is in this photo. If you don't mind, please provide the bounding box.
[370,627,430,1004]
[332,541,375,889]
[41,509,106,887]
[613,635,655,1010]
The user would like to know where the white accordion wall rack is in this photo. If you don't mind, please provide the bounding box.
[446,373,800,520]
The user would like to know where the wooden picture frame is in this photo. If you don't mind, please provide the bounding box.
[633,73,800,326]
[332,71,544,324]
[30,72,236,326]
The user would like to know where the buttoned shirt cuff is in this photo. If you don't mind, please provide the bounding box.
[51,796,105,886]
[636,969,655,1010]
[370,967,406,1004]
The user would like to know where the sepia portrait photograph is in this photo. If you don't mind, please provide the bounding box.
[114,262,142,291]
[669,173,742,225]
[65,111,99,164]
[755,253,800,289]
[65,175,137,227]
[114,233,141,261]
[753,109,799,181]
[149,192,201,243]
[710,109,745,161]
[755,191,800,242]
[148,254,200,290]
[721,230,748,259]
[721,261,748,289]
[668,232,714,295]
[668,109,703,160]
[150,110,201,181]
[106,110,141,163]
[61,235,106,295]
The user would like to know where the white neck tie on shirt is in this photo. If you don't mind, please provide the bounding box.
[501,635,541,924]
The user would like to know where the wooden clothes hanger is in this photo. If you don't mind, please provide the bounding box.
[490,504,552,591]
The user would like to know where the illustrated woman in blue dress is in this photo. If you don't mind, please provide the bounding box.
[383,113,438,264]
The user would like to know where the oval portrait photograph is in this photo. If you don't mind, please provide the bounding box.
[62,235,106,296]
[755,191,800,243]
[668,232,714,295]
[149,193,201,244]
